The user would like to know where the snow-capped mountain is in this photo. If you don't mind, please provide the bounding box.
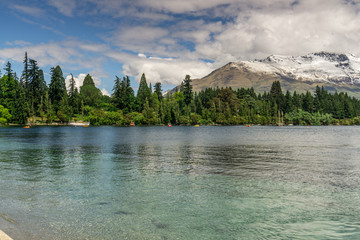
[190,52,360,97]
[248,52,360,85]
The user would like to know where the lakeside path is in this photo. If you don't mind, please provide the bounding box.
[0,230,12,240]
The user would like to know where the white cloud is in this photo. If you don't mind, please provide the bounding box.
[101,88,110,96]
[0,40,107,75]
[5,0,360,90]
[65,73,86,91]
[120,54,213,85]
[5,40,32,47]
[11,4,45,17]
[47,0,77,17]
[65,73,102,90]
[108,26,170,54]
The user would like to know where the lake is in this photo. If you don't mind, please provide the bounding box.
[1,126,360,239]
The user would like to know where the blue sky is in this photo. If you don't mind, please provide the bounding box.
[1,0,360,95]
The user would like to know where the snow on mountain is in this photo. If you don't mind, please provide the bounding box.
[240,52,360,86]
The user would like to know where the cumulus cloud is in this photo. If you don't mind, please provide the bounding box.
[65,73,87,91]
[108,26,171,54]
[65,73,102,89]
[120,54,213,84]
[101,88,110,96]
[98,0,360,85]
[5,0,360,89]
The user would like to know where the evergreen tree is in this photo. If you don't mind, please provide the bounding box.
[80,74,102,107]
[183,75,193,105]
[13,83,28,123]
[137,73,150,110]
[0,62,18,114]
[20,52,29,90]
[49,65,67,112]
[112,75,134,112]
[270,81,282,98]
[68,74,80,114]
[112,76,122,108]
[68,74,76,97]
[28,59,47,115]
[154,82,163,101]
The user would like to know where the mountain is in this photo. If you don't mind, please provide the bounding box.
[190,52,360,97]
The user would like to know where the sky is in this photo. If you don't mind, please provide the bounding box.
[1,0,360,95]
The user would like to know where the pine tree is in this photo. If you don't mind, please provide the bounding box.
[183,75,193,105]
[112,75,134,112]
[13,83,29,124]
[49,65,67,112]
[20,52,29,89]
[28,59,47,115]
[270,81,282,98]
[80,74,102,107]
[112,76,122,108]
[68,74,76,97]
[154,82,163,101]
[0,62,17,113]
[68,74,80,114]
[137,73,150,110]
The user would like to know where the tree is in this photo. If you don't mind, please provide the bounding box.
[28,59,47,115]
[20,52,29,91]
[68,74,80,114]
[112,75,134,112]
[112,75,121,108]
[0,105,12,124]
[137,73,151,110]
[183,75,193,105]
[270,81,282,98]
[12,84,29,124]
[49,66,67,112]
[154,82,163,102]
[80,74,102,107]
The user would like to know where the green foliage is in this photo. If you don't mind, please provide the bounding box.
[0,105,12,124]
[2,56,360,126]
[124,112,145,125]
[270,80,282,98]
[80,74,102,107]
[86,109,124,126]
[28,59,48,112]
[68,74,81,114]
[13,84,29,124]
[182,75,193,105]
[112,75,134,112]
[285,109,333,125]
[137,73,151,110]
[154,82,163,101]
[49,65,67,112]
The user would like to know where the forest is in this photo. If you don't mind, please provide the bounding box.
[1,53,360,126]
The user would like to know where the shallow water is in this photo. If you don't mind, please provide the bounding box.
[1,126,360,239]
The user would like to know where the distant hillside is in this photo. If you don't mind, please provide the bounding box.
[189,52,360,97]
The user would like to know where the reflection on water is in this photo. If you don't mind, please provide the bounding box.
[1,126,360,239]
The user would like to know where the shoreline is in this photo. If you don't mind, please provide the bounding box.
[0,230,13,240]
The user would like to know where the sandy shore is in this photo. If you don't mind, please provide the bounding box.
[0,230,13,240]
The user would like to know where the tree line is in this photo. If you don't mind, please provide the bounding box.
[1,53,360,126]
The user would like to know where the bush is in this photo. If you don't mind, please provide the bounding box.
[190,113,201,125]
[0,105,12,124]
[86,109,124,126]
[285,109,333,125]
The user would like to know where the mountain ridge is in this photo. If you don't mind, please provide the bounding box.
[189,52,360,97]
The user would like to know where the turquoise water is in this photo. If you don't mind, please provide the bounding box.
[1,126,360,239]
